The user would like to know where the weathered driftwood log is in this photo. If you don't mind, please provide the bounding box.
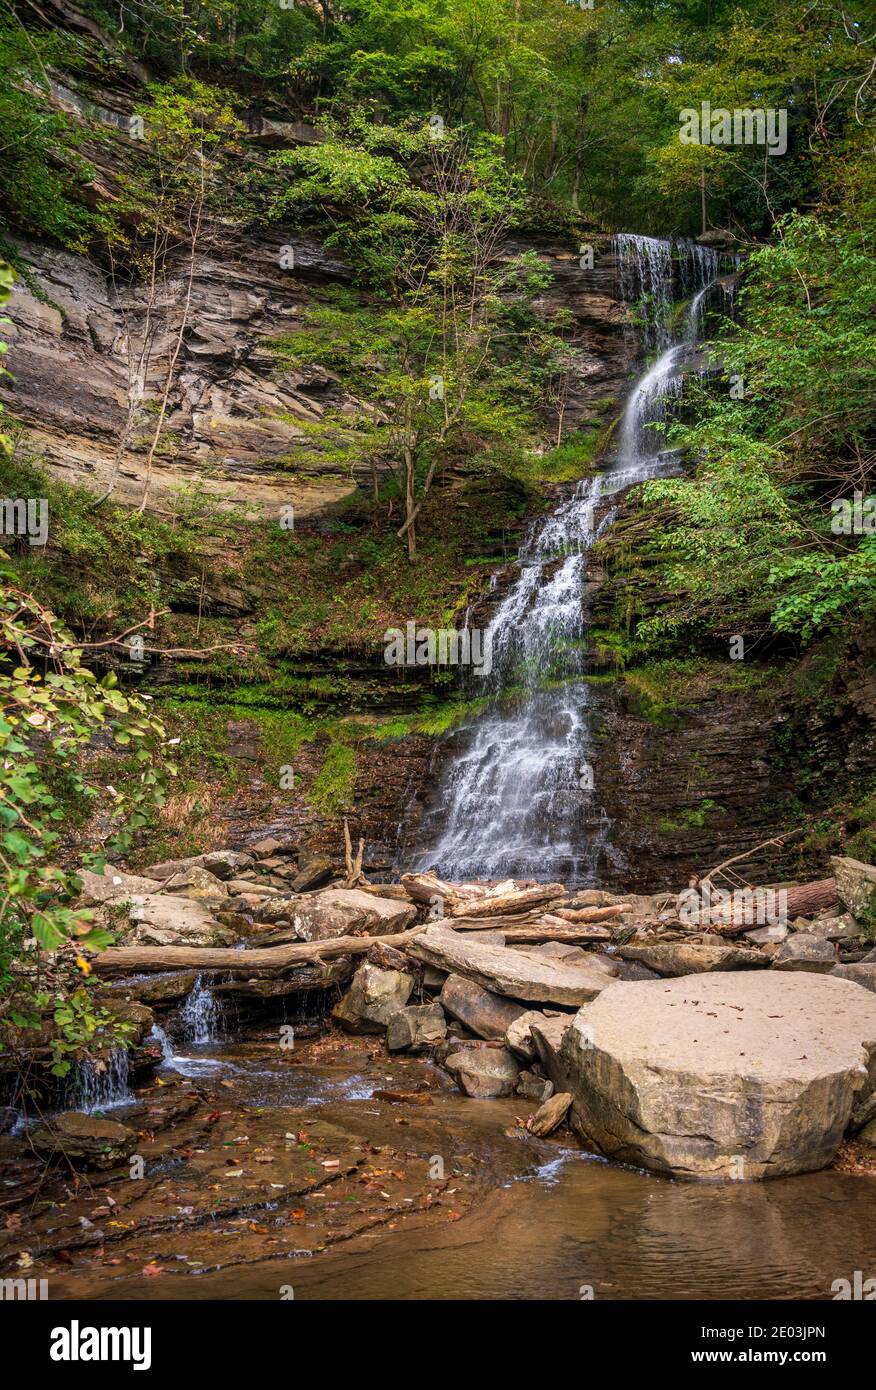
[551,905,631,923]
[449,884,566,919]
[706,878,838,934]
[493,924,613,944]
[400,872,459,906]
[91,927,425,978]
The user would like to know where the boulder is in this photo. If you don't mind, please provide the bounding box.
[107,970,198,1005]
[406,926,611,1006]
[248,836,290,859]
[858,1118,876,1148]
[771,934,836,972]
[225,879,283,896]
[831,963,876,994]
[101,998,154,1044]
[614,959,661,982]
[385,1003,446,1052]
[618,941,768,976]
[794,915,861,942]
[367,940,418,973]
[139,850,254,882]
[287,854,333,891]
[505,1009,552,1063]
[516,1071,554,1103]
[527,1091,573,1137]
[76,867,162,906]
[439,974,528,1041]
[201,850,255,879]
[163,866,228,902]
[559,972,876,1180]
[444,1046,520,1099]
[257,887,416,940]
[331,962,413,1034]
[139,854,209,881]
[31,1112,136,1169]
[122,894,234,946]
[529,1015,575,1092]
[850,1091,876,1134]
[512,941,591,964]
[744,924,789,946]
[831,855,876,918]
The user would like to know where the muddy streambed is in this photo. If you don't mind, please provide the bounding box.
[4,1033,876,1301]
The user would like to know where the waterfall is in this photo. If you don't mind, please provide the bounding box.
[408,234,724,885]
[181,975,222,1044]
[148,1023,175,1063]
[65,1048,133,1113]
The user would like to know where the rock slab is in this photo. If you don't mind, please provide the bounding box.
[559,971,876,1180]
[407,926,610,1006]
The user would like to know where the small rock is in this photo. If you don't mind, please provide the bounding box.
[386,1003,446,1052]
[516,1071,553,1102]
[527,1091,573,1137]
[744,924,789,945]
[444,1046,520,1099]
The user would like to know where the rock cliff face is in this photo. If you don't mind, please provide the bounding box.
[4,229,366,519]
[2,70,635,520]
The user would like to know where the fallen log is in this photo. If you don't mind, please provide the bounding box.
[91,927,426,978]
[551,905,631,923]
[449,883,566,919]
[705,878,838,934]
[400,872,459,907]
[496,924,613,944]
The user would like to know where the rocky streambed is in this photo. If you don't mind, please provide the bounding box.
[3,842,876,1298]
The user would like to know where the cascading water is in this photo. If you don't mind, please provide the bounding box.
[64,1048,133,1113]
[409,234,725,884]
[181,975,222,1044]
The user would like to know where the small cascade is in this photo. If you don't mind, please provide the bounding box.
[181,975,222,1044]
[65,1048,133,1114]
[148,1022,175,1064]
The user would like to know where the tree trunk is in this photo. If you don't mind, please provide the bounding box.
[449,883,566,918]
[708,878,838,934]
[92,927,425,977]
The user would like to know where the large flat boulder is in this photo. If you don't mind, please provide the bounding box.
[559,972,876,1180]
[618,941,768,975]
[76,867,162,906]
[406,926,611,1006]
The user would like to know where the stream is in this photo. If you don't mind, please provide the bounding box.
[8,236,873,1306]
